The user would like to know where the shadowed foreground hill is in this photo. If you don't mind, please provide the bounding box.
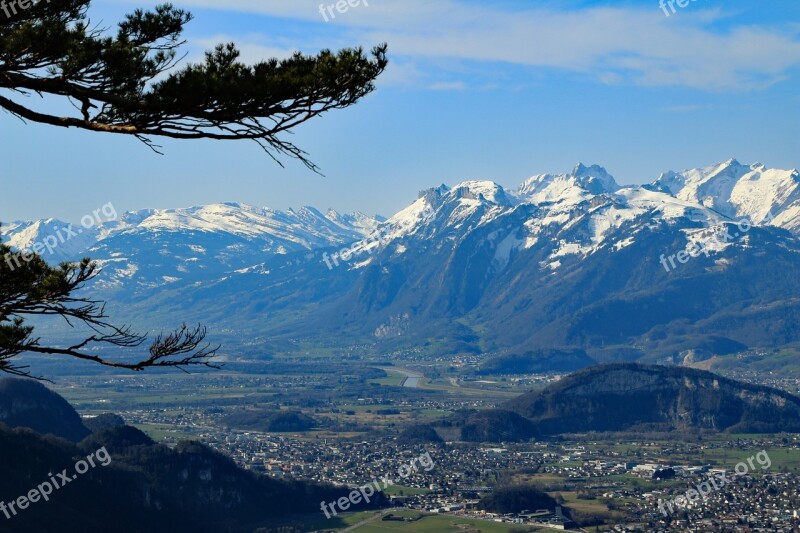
[0,378,90,441]
[0,379,383,532]
[477,485,559,514]
[0,423,376,533]
[503,364,800,436]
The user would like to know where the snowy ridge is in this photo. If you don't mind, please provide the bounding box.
[3,160,798,279]
[0,218,100,261]
[516,163,620,205]
[1,203,382,293]
[651,159,800,230]
[355,163,725,269]
[106,203,374,248]
[4,160,800,360]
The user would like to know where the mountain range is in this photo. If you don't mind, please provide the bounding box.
[3,159,800,371]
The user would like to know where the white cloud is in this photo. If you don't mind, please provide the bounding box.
[117,0,800,91]
[429,81,467,91]
[376,60,426,88]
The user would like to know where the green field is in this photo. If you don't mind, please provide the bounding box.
[697,446,800,471]
[371,372,407,387]
[382,484,430,497]
[132,423,188,442]
[346,511,563,533]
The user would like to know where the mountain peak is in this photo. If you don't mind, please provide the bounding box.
[570,163,619,194]
[710,158,751,176]
[649,160,800,226]
[449,180,511,205]
[516,164,618,204]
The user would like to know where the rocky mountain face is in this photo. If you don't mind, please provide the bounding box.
[302,160,800,365]
[3,160,800,370]
[502,364,800,436]
[447,364,800,442]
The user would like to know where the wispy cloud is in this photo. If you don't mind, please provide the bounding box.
[120,0,800,92]
[429,81,467,91]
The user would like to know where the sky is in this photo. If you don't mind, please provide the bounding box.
[2,0,799,222]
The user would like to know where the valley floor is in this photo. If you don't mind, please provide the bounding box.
[50,362,800,532]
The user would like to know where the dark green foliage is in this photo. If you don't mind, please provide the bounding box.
[0,424,154,533]
[222,409,317,432]
[80,424,154,454]
[82,412,126,433]
[0,244,91,376]
[504,364,800,437]
[459,409,538,443]
[397,424,444,446]
[653,467,676,480]
[0,237,219,378]
[0,378,90,441]
[1,2,385,380]
[0,382,385,533]
[0,1,387,169]
[0,422,364,532]
[477,485,558,514]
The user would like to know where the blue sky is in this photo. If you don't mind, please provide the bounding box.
[2,0,799,222]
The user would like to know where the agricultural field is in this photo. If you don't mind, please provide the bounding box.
[342,511,563,533]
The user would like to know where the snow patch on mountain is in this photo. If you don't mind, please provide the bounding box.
[516,163,620,205]
[0,219,100,262]
[652,160,800,231]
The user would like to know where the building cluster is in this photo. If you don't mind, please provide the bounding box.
[68,373,800,532]
[614,471,800,531]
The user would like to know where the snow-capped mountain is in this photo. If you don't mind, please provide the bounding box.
[101,202,381,245]
[0,218,100,262]
[517,163,620,203]
[343,161,774,275]
[2,203,382,294]
[649,159,800,230]
[3,161,799,368]
[298,160,800,364]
